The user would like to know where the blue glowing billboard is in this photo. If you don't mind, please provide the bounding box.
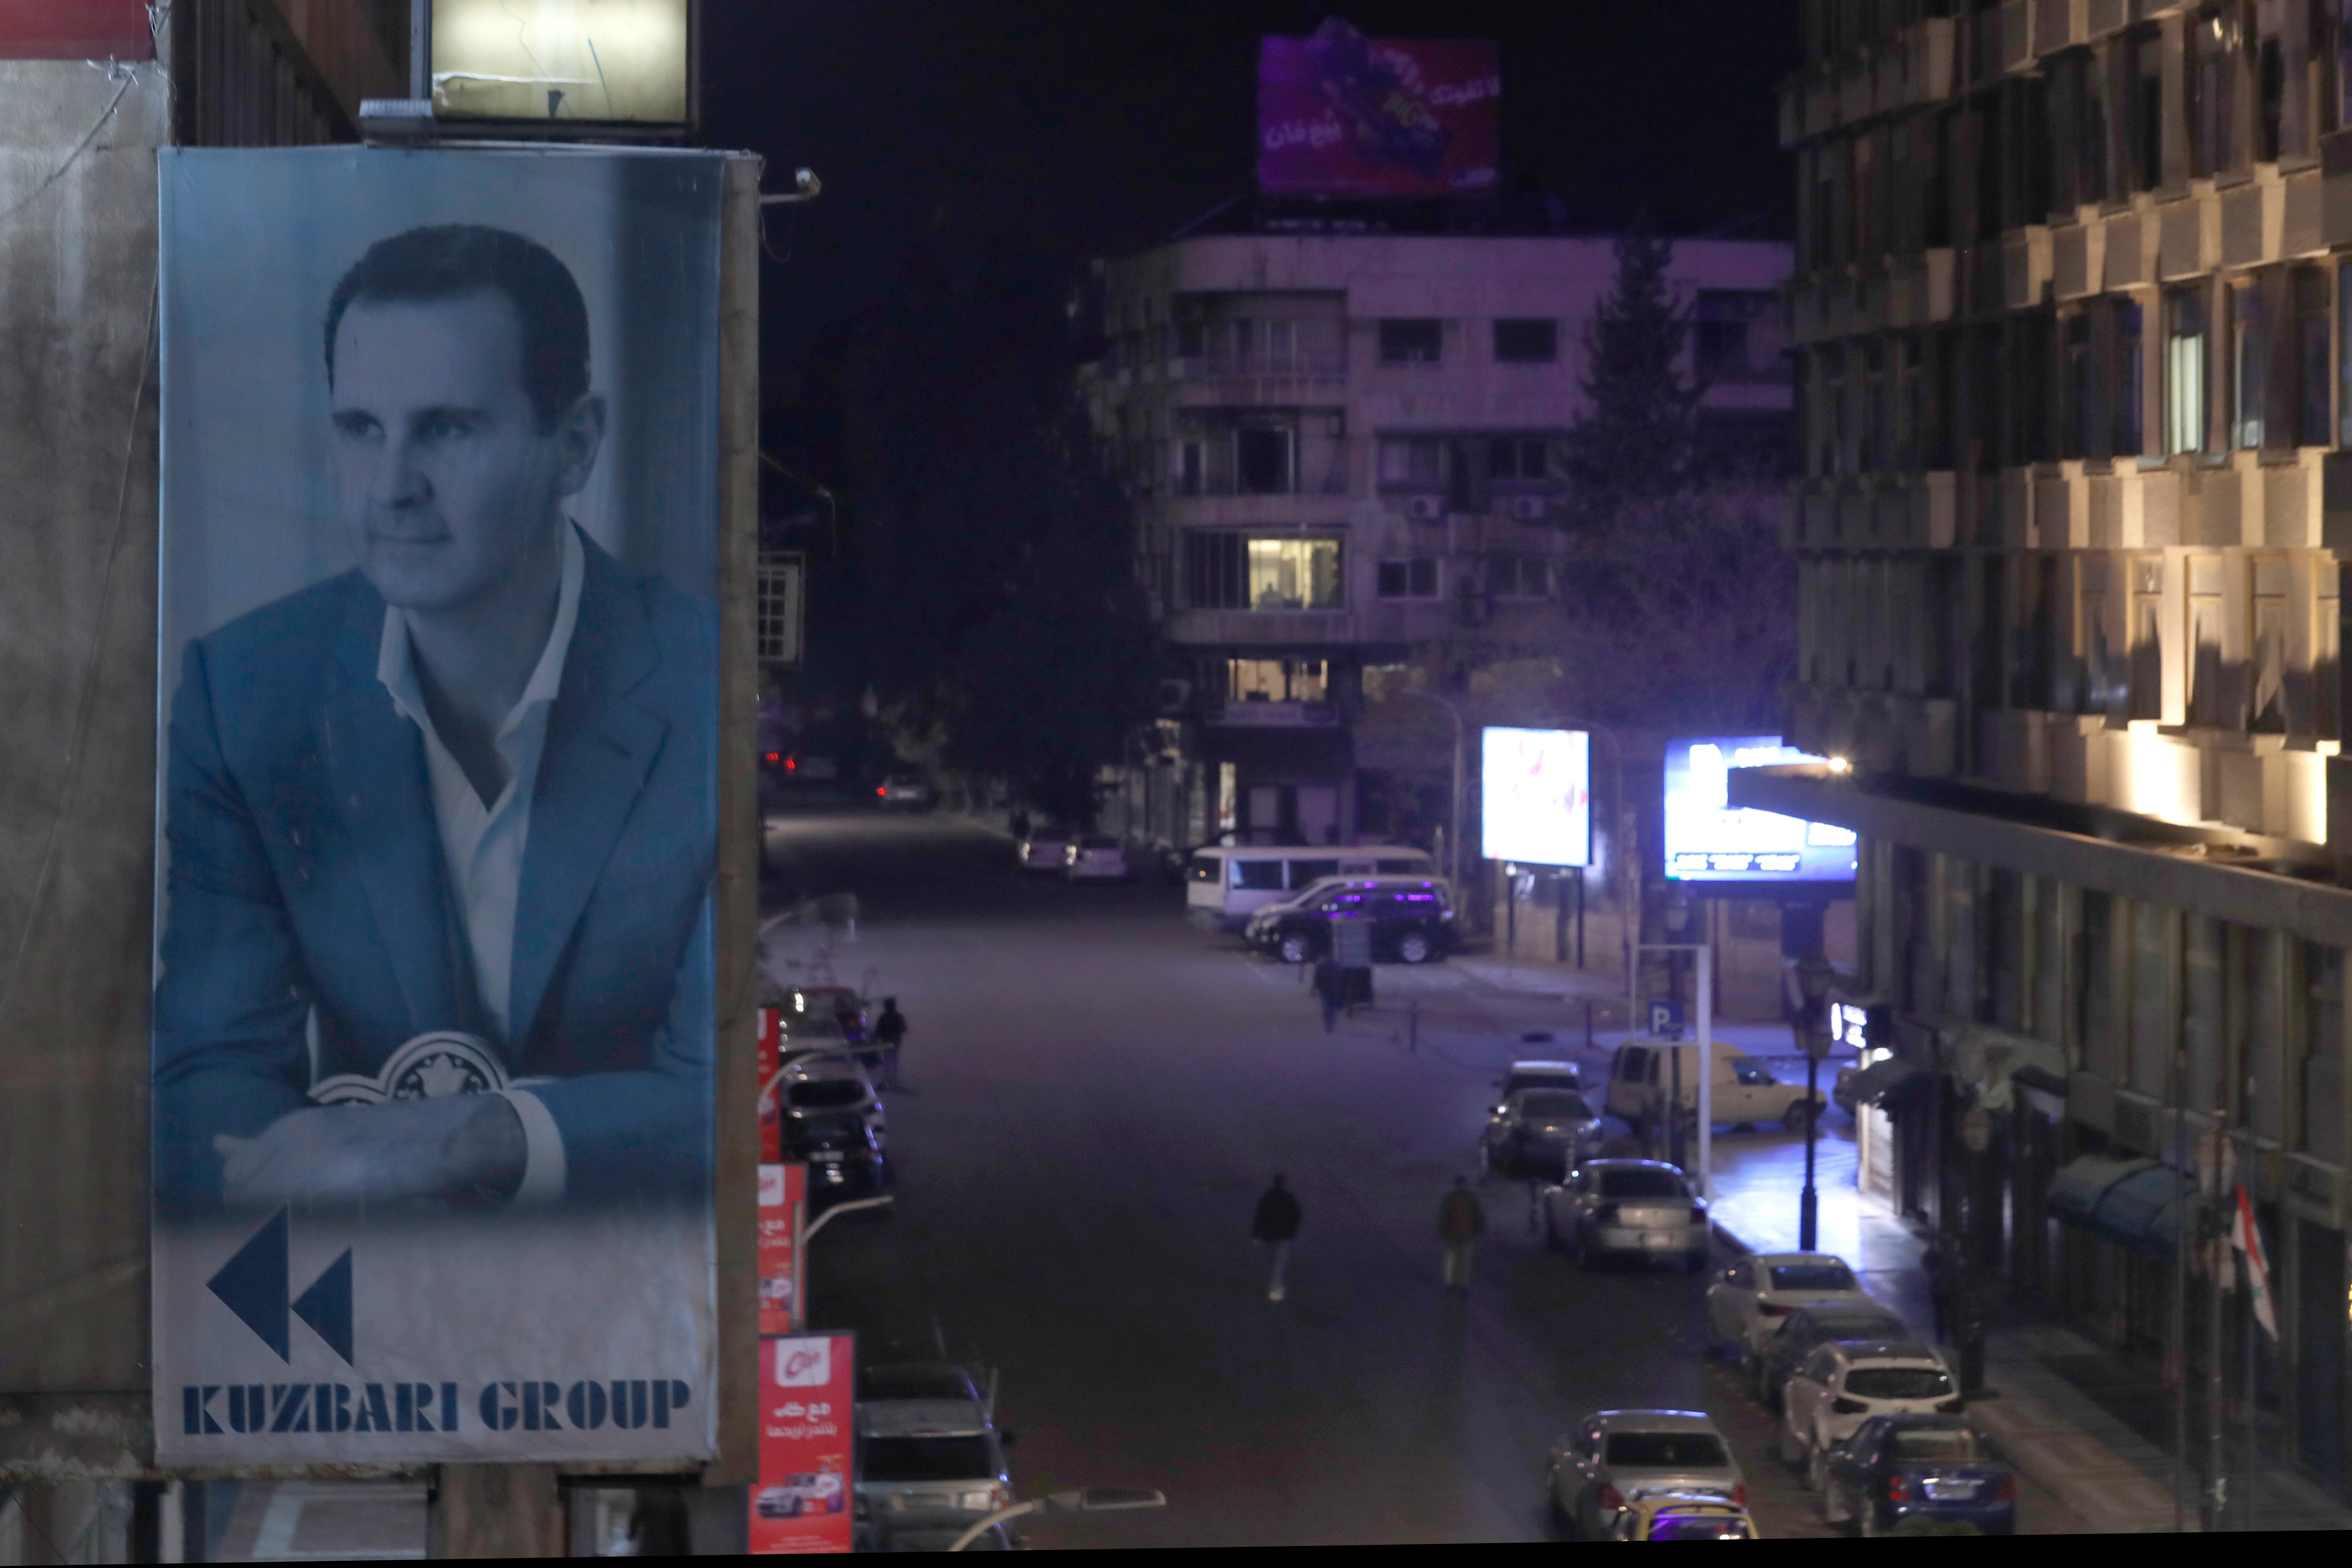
[1662,737,1856,884]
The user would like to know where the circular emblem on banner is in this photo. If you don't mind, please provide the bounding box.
[309,1031,508,1106]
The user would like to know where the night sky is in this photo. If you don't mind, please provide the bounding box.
[702,2,1802,392]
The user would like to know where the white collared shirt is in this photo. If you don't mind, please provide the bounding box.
[375,522,583,1201]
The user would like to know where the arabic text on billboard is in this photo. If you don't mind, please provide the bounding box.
[1258,19,1500,198]
[1480,728,1590,867]
[153,147,724,1466]
[750,1334,856,1554]
[1662,737,1858,884]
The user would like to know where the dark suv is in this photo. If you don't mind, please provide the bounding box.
[1245,876,1455,965]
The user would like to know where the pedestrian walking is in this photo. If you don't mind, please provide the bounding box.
[1312,957,1341,1033]
[870,997,907,1089]
[1252,1174,1302,1302]
[1439,1176,1485,1291]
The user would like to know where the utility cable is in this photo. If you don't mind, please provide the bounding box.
[0,68,136,229]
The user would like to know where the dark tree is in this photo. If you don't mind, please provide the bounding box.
[1547,224,1793,733]
[1559,221,1707,531]
[840,248,1155,824]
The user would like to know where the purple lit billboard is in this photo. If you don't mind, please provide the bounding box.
[1257,20,1500,199]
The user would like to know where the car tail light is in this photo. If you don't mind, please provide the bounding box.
[1758,1302,1792,1318]
[1886,1475,1911,1503]
[785,757,797,771]
[765,752,779,763]
[877,787,887,796]
[1988,1474,2015,1502]
[1935,1398,1965,1413]
[1731,1485,1746,1508]
[1597,1484,1624,1512]
[1831,1396,1866,1414]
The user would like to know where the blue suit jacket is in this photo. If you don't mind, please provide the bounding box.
[154,530,716,1213]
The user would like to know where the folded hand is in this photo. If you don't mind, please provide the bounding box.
[214,1094,526,1206]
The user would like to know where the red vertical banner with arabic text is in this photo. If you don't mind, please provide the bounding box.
[758,1162,806,1334]
[750,1333,856,1553]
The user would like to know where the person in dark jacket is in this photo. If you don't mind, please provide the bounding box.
[1252,1173,1303,1302]
[1312,957,1342,1033]
[870,997,907,1089]
[1439,1176,1486,1291]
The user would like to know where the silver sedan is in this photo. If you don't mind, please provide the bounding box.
[1541,1160,1709,1271]
[1547,1409,1746,1538]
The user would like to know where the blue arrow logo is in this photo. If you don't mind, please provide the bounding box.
[205,1208,353,1366]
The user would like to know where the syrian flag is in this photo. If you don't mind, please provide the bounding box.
[2233,1184,2278,1341]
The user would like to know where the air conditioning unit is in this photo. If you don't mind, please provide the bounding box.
[1508,494,1550,522]
[1405,495,1445,522]
[1155,678,1193,714]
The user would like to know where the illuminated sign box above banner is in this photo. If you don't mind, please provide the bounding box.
[1663,736,1856,885]
[432,0,689,124]
[1481,727,1590,867]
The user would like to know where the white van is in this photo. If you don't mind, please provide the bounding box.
[1604,1041,1825,1131]
[1185,844,1438,931]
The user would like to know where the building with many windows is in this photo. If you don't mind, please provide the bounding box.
[1744,0,2352,1502]
[1081,227,1792,855]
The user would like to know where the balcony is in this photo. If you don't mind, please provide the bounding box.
[1202,697,1342,729]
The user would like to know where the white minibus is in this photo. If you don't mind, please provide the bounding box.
[1185,843,1439,931]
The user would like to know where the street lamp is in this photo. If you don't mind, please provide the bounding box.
[1791,951,1835,1253]
[800,1192,894,1247]
[946,1487,1167,1552]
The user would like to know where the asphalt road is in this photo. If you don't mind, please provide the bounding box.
[763,807,1841,1547]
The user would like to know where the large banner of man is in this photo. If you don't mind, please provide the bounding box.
[153,147,722,1465]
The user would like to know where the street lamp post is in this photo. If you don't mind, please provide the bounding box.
[946,1487,1167,1553]
[1792,952,1835,1253]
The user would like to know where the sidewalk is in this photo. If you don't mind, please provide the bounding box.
[1706,1128,2352,1534]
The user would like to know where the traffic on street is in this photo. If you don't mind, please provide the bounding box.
[756,805,2085,1544]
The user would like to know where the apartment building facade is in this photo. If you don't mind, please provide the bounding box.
[1748,0,2352,1498]
[1081,228,1793,855]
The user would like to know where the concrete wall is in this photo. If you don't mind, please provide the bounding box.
[0,55,169,1396]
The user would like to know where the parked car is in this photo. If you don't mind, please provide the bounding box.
[854,1507,1018,1552]
[1547,1409,1746,1539]
[1541,1160,1709,1271]
[854,1363,1014,1522]
[1065,835,1131,882]
[1243,876,1455,965]
[788,986,871,1047]
[1819,1414,2016,1536]
[1754,1301,1913,1408]
[1607,1490,1760,1541]
[1704,1253,1874,1370]
[1018,827,1074,872]
[776,1050,888,1148]
[1603,1041,1825,1133]
[1781,1340,1962,1484]
[877,770,933,811]
[1481,1086,1604,1179]
[779,1100,889,1207]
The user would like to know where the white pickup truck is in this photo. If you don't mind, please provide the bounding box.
[1604,1041,1824,1132]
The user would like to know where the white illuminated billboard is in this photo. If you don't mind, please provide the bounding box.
[1480,727,1590,866]
[1663,736,1857,884]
